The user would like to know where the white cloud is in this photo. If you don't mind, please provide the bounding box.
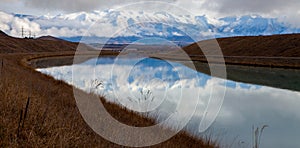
[1,1,300,39]
[1,0,300,21]
[0,11,87,37]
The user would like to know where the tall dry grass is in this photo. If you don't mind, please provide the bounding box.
[0,55,218,147]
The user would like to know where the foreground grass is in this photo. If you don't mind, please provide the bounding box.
[0,54,218,147]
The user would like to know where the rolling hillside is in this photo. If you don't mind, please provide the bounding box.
[184,34,300,57]
[0,30,78,53]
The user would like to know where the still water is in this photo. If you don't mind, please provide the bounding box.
[37,57,300,147]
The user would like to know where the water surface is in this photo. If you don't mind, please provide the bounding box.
[37,57,300,148]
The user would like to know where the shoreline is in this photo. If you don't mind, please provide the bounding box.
[0,52,217,147]
[1,32,299,147]
[22,50,300,69]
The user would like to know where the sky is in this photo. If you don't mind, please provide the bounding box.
[1,0,300,18]
[1,0,300,39]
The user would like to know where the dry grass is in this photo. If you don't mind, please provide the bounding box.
[2,30,298,147]
[183,34,300,68]
[0,31,218,147]
[0,53,217,147]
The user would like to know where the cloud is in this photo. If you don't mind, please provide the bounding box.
[24,0,102,12]
[1,0,300,19]
[1,1,300,38]
[23,0,176,13]
[199,0,300,26]
[202,0,298,14]
[0,9,217,39]
[0,11,42,37]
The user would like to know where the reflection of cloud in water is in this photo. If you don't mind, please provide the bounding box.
[211,86,300,148]
[37,57,300,148]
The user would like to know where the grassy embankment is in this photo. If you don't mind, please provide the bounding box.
[0,31,217,147]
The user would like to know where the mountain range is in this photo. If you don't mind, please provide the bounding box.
[1,10,300,44]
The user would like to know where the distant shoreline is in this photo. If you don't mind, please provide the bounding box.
[24,51,300,70]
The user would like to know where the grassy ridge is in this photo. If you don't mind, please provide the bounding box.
[184,34,300,68]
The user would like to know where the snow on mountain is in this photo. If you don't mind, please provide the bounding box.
[1,10,300,44]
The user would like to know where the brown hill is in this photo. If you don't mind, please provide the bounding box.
[0,31,80,53]
[184,34,300,57]
[37,35,65,41]
[0,30,8,37]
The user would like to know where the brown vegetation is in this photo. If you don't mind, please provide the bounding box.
[0,32,216,147]
[0,31,77,53]
[4,31,299,147]
[184,34,300,68]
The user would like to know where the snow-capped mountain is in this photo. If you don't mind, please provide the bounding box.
[1,10,300,44]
